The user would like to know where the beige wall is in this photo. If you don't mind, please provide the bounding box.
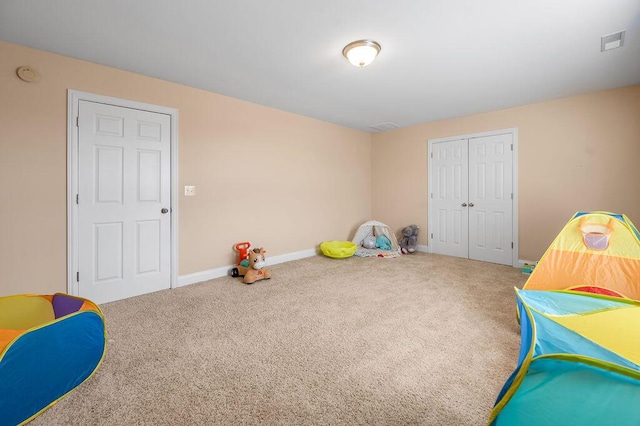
[372,85,640,260]
[2,39,639,298]
[0,41,372,296]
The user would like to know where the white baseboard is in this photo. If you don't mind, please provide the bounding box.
[417,245,429,253]
[176,266,232,288]
[176,247,318,288]
[268,248,318,265]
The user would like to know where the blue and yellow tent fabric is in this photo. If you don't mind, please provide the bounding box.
[523,211,640,300]
[0,293,107,425]
[489,289,640,425]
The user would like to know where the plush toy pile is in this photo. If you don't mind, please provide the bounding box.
[361,234,391,250]
[399,225,419,254]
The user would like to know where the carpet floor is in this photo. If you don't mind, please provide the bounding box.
[33,253,527,425]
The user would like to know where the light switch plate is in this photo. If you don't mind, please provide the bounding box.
[184,186,195,196]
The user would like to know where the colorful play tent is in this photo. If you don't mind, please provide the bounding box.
[490,289,640,425]
[0,293,107,425]
[523,211,640,300]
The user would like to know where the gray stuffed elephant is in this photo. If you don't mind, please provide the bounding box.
[399,225,419,254]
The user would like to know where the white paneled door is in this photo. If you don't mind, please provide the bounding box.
[430,138,469,259]
[77,100,171,303]
[430,133,514,266]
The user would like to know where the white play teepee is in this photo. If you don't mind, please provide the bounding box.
[351,220,400,258]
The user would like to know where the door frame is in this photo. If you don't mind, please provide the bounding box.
[427,128,519,267]
[67,90,179,297]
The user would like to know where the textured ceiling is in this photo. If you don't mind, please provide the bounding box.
[1,0,639,132]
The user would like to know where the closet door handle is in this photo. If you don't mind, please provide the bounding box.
[469,203,475,207]
[461,203,467,207]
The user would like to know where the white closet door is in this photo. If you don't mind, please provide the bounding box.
[78,100,171,303]
[430,138,469,259]
[468,134,513,265]
[429,132,514,266]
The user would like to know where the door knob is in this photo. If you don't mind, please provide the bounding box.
[161,208,169,214]
[461,203,467,207]
[469,203,475,207]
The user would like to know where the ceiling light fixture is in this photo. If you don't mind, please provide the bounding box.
[342,40,381,68]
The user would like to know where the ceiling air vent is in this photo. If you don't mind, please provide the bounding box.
[601,30,625,52]
[369,122,399,132]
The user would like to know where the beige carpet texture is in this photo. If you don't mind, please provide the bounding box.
[34,253,527,425]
